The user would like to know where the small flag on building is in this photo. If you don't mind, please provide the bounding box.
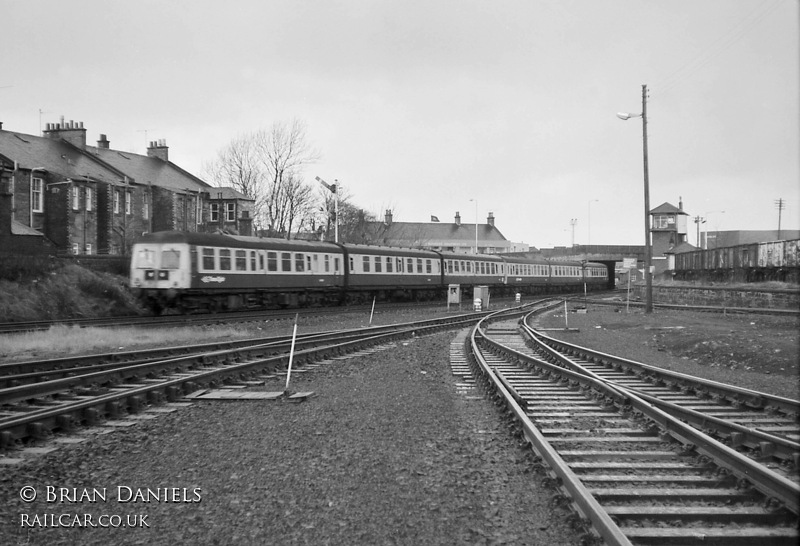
[431,215,440,222]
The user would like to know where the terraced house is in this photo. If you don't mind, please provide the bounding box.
[0,118,253,256]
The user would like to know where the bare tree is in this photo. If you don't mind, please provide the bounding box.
[202,133,266,230]
[203,120,320,238]
[257,120,320,238]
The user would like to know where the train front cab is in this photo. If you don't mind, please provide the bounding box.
[130,241,193,313]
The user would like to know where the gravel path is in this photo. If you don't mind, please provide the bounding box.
[0,330,583,546]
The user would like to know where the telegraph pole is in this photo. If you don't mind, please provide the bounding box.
[775,198,785,239]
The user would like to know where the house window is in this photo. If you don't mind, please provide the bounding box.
[125,191,132,215]
[113,190,121,214]
[210,203,219,222]
[72,186,81,210]
[226,202,235,222]
[31,177,44,212]
[85,187,92,211]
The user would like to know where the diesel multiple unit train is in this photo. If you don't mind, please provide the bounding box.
[130,231,610,313]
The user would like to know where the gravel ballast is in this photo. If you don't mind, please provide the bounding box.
[2,303,797,545]
[0,330,582,546]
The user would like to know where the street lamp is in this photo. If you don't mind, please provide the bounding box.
[469,198,478,254]
[587,199,599,245]
[617,84,653,314]
[315,176,338,243]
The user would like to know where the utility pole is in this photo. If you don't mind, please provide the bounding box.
[641,84,653,314]
[570,218,578,247]
[775,198,785,239]
[693,215,705,248]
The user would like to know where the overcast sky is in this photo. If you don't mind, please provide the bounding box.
[3,0,798,247]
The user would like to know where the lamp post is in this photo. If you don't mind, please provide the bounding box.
[315,176,338,243]
[587,199,599,245]
[617,84,653,314]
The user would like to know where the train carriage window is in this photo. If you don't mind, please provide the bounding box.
[426,259,432,274]
[324,255,330,273]
[334,258,340,274]
[220,249,232,271]
[374,256,382,273]
[250,251,257,271]
[407,258,414,273]
[202,248,215,270]
[350,256,355,273]
[308,255,313,273]
[258,252,265,272]
[235,250,247,271]
[398,258,404,273]
[281,252,292,272]
[416,258,423,273]
[161,249,181,269]
[136,248,157,268]
[386,257,393,273]
[268,252,278,272]
[295,254,305,272]
[361,256,370,272]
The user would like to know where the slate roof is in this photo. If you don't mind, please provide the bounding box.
[84,143,211,192]
[369,221,508,246]
[0,128,211,193]
[650,202,688,215]
[0,130,127,183]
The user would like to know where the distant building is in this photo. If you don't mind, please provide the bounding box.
[702,230,800,249]
[362,210,528,254]
[0,119,254,255]
[650,199,696,277]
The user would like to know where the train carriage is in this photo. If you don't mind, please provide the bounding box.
[343,244,443,304]
[130,231,347,312]
[440,252,506,291]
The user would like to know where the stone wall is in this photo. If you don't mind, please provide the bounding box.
[632,284,799,310]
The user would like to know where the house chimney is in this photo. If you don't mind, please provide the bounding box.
[487,212,495,227]
[455,212,461,226]
[385,209,393,225]
[97,134,110,149]
[679,196,683,211]
[147,139,169,161]
[43,117,87,148]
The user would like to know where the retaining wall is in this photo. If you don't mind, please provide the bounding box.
[631,284,800,310]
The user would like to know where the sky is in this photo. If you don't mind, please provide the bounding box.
[2,0,798,248]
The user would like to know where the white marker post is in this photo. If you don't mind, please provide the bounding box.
[369,296,376,326]
[284,313,299,393]
[564,300,569,329]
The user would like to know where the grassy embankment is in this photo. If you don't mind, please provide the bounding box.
[0,262,251,362]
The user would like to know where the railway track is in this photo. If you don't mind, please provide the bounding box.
[0,305,535,451]
[468,308,799,545]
